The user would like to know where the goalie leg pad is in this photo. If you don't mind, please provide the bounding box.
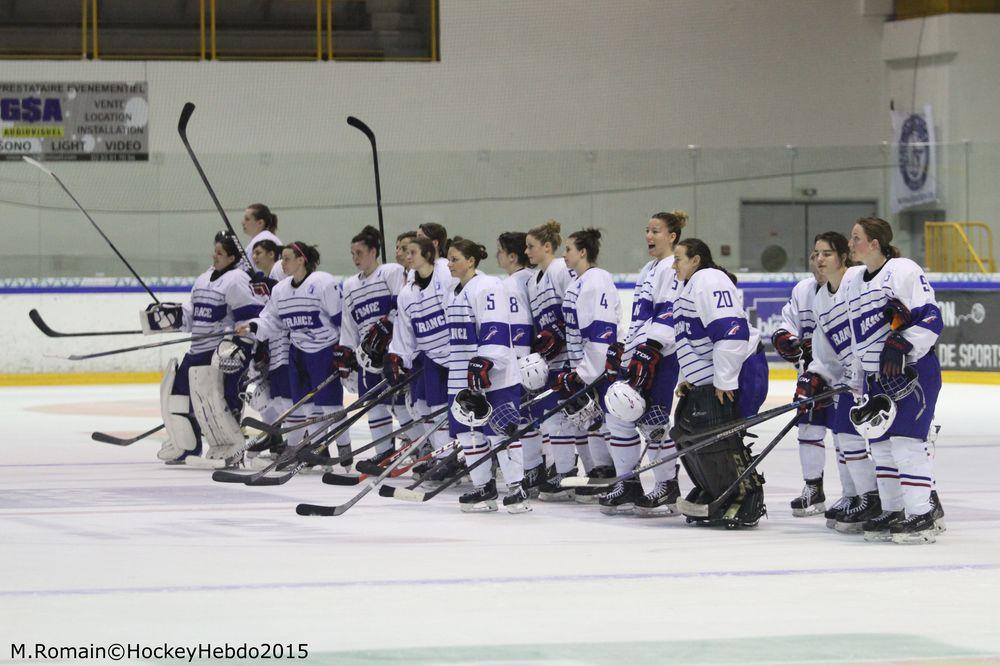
[159,359,199,461]
[189,364,244,459]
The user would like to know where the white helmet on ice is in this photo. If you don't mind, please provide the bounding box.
[605,381,646,423]
[518,353,549,392]
[563,390,603,431]
[239,375,271,412]
[451,389,493,427]
[849,393,896,440]
[356,345,383,374]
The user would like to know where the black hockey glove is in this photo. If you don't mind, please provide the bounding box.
[884,298,912,331]
[771,328,802,364]
[795,371,831,414]
[880,331,912,378]
[361,316,393,357]
[552,370,583,397]
[626,341,662,390]
[467,356,494,391]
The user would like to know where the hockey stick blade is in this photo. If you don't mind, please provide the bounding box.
[295,503,342,517]
[30,309,142,338]
[178,102,195,134]
[211,469,254,483]
[346,115,375,140]
[322,472,363,486]
[377,485,426,502]
[91,423,165,446]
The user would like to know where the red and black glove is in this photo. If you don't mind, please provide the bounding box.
[626,341,662,390]
[795,371,831,414]
[605,342,624,380]
[531,325,566,362]
[800,336,814,370]
[361,316,393,358]
[880,331,912,377]
[771,329,802,364]
[382,353,408,385]
[331,344,357,378]
[552,370,584,397]
[467,356,494,391]
[884,298,912,331]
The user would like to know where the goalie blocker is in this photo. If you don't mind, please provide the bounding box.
[670,384,765,528]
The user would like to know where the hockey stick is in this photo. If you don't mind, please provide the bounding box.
[29,309,143,338]
[240,377,393,435]
[58,330,237,361]
[347,116,386,263]
[22,157,160,304]
[322,438,459,487]
[560,386,849,489]
[295,413,450,516]
[308,404,448,469]
[678,414,799,518]
[379,378,603,503]
[92,423,166,446]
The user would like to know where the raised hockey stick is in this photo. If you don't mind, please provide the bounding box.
[92,423,166,446]
[307,404,448,469]
[347,116,386,263]
[678,414,799,518]
[57,330,237,361]
[379,378,603,503]
[295,413,450,516]
[23,157,161,304]
[240,377,392,435]
[29,309,144,338]
[560,386,849,489]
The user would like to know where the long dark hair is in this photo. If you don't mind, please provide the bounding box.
[409,236,437,265]
[286,241,320,272]
[567,227,603,264]
[352,225,381,252]
[814,231,855,268]
[215,230,240,262]
[418,222,450,255]
[247,203,278,232]
[498,231,531,268]
[677,238,738,285]
[855,216,901,259]
[450,237,489,267]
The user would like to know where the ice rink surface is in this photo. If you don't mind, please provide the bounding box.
[2,379,999,665]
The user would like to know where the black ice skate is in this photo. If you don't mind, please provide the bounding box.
[890,509,938,544]
[354,447,396,476]
[538,472,576,502]
[336,443,354,469]
[634,479,681,517]
[862,510,905,542]
[522,463,546,499]
[824,495,857,529]
[574,465,613,504]
[502,482,532,514]
[424,451,463,485]
[599,479,643,515]
[790,476,825,517]
[835,490,881,534]
[459,479,498,513]
[931,490,946,534]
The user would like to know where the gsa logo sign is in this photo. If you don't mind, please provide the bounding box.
[898,113,930,191]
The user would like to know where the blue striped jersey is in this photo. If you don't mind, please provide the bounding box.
[562,267,621,384]
[503,268,534,358]
[252,271,343,353]
[181,265,263,354]
[842,257,942,374]
[623,256,676,364]
[807,267,864,391]
[259,288,290,371]
[444,272,519,394]
[390,268,455,367]
[339,263,405,349]
[780,276,820,340]
[526,257,574,368]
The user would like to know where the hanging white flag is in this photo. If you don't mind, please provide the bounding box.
[890,105,937,213]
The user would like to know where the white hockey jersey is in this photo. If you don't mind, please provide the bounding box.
[339,263,406,349]
[527,257,574,368]
[181,265,263,355]
[503,268,534,358]
[807,267,864,391]
[250,271,343,352]
[562,267,621,384]
[672,267,757,390]
[842,257,942,374]
[245,229,286,281]
[444,272,520,394]
[780,276,820,340]
[623,256,676,364]
[389,269,455,367]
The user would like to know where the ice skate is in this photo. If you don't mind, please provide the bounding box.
[522,462,546,499]
[634,479,681,517]
[862,510,905,542]
[538,472,576,502]
[835,490,880,534]
[502,483,532,514]
[573,465,612,504]
[459,479,498,513]
[598,479,643,515]
[931,490,946,534]
[790,476,825,517]
[890,510,937,544]
[354,447,396,476]
[824,495,856,529]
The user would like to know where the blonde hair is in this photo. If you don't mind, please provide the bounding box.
[651,210,688,240]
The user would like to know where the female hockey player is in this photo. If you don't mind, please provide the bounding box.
[236,242,352,464]
[333,226,407,473]
[629,238,768,527]
[548,228,628,512]
[603,211,686,515]
[142,231,263,463]
[444,238,527,513]
[241,203,284,280]
[794,232,879,534]
[837,217,944,544]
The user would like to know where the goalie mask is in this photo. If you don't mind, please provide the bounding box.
[563,389,603,431]
[518,353,549,392]
[451,389,492,427]
[212,340,247,375]
[849,393,896,440]
[605,381,646,423]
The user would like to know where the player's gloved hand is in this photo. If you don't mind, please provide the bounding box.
[795,371,831,414]
[331,344,358,378]
[605,341,624,380]
[382,353,408,385]
[800,336,814,370]
[141,302,183,334]
[880,331,912,377]
[467,356,494,391]
[552,370,583,397]
[250,279,271,298]
[361,316,393,357]
[531,325,566,362]
[771,329,802,364]
[626,341,662,390]
[884,298,912,331]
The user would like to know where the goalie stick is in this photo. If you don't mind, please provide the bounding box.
[559,385,849,489]
[30,309,143,338]
[678,414,799,518]
[295,413,450,516]
[378,378,603,503]
[92,423,166,446]
[347,116,386,263]
[58,330,237,360]
[22,157,161,304]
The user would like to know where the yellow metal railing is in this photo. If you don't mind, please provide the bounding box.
[925,222,996,273]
